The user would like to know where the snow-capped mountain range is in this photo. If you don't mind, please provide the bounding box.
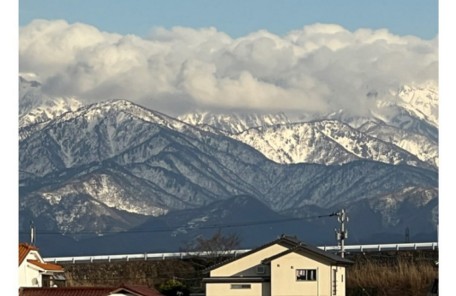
[18,76,438,256]
[177,84,438,169]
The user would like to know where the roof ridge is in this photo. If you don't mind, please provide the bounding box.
[262,243,353,266]
[27,259,64,271]
[19,242,39,266]
[203,234,303,272]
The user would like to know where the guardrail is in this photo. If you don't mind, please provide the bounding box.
[43,242,437,264]
[43,249,251,264]
[319,242,438,252]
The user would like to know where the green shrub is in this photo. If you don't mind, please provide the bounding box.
[158,278,190,296]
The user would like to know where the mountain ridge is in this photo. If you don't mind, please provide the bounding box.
[18,77,438,256]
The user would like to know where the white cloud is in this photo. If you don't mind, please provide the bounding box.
[19,20,438,116]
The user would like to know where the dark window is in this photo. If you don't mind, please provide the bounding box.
[42,275,52,287]
[231,284,251,289]
[296,269,317,281]
[256,265,266,274]
[42,274,66,288]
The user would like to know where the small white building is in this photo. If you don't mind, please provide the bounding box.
[203,235,353,296]
[19,243,65,288]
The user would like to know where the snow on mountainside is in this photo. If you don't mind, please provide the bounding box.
[19,99,275,221]
[367,186,438,228]
[20,190,148,237]
[233,120,432,169]
[19,98,438,240]
[20,75,438,169]
[178,84,438,168]
[359,121,438,168]
[395,84,438,128]
[363,84,438,142]
[178,112,292,134]
[18,78,438,255]
[19,99,195,175]
[327,84,438,130]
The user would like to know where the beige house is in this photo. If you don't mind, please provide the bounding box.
[203,235,353,296]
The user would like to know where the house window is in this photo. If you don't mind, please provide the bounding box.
[231,284,251,289]
[41,274,66,288]
[257,265,266,274]
[296,269,317,281]
[42,275,52,287]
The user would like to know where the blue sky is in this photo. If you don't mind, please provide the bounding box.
[19,0,438,39]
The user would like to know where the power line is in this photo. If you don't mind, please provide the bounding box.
[19,213,335,236]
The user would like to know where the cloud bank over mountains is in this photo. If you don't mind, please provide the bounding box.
[19,19,438,116]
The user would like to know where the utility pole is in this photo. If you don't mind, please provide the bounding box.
[319,209,349,258]
[405,227,410,243]
[332,209,348,258]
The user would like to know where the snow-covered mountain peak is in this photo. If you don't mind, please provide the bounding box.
[19,76,83,129]
[52,99,191,134]
[233,119,432,169]
[395,84,438,127]
[178,111,291,134]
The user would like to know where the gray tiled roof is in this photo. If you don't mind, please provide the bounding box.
[261,243,353,266]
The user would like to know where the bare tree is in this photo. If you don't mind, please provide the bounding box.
[181,229,241,264]
[176,230,242,293]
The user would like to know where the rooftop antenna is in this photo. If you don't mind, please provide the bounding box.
[30,220,36,246]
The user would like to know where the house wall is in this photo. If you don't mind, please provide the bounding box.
[19,250,43,287]
[207,243,347,296]
[270,253,346,296]
[331,266,346,296]
[19,263,42,287]
[206,282,269,296]
[210,244,288,277]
